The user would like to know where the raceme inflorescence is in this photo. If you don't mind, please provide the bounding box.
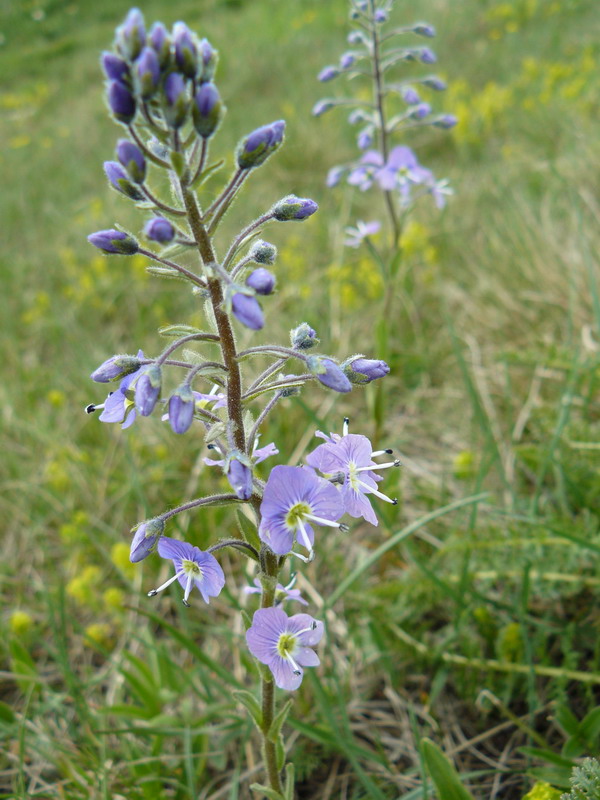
[85,8,397,796]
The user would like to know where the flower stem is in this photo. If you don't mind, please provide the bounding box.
[260,569,284,794]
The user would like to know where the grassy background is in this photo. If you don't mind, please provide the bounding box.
[1,0,599,797]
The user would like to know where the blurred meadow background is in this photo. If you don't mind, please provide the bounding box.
[1,0,600,797]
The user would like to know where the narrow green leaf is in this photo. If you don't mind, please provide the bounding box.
[192,158,225,189]
[232,690,262,728]
[249,783,285,800]
[268,699,293,743]
[242,379,308,403]
[158,324,218,340]
[276,737,285,771]
[284,763,295,800]
[325,493,488,608]
[421,738,476,800]
[236,509,261,552]
[146,266,189,281]
[519,747,575,768]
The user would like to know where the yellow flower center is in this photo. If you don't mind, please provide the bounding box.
[181,559,203,579]
[285,501,311,529]
[348,460,360,491]
[276,632,297,658]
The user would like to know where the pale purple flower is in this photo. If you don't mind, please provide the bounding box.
[162,387,226,428]
[376,146,432,193]
[340,52,355,69]
[193,82,221,138]
[402,86,421,105]
[104,161,144,200]
[419,47,437,64]
[357,130,373,149]
[410,102,432,120]
[312,99,334,117]
[149,538,225,606]
[326,165,346,187]
[244,576,308,606]
[291,322,319,350]
[306,432,399,525]
[259,465,345,560]
[246,607,323,690]
[374,9,388,22]
[344,220,381,248]
[204,439,278,469]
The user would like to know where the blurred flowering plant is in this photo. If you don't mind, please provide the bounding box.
[313,0,456,437]
[85,8,398,797]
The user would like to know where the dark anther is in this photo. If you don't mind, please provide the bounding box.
[182,598,191,607]
[85,403,96,414]
[147,589,158,597]
[392,498,398,505]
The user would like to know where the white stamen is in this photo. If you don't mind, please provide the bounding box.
[183,573,193,605]
[372,449,393,457]
[356,460,401,472]
[343,417,349,436]
[284,573,297,591]
[148,570,184,596]
[290,550,315,564]
[296,518,314,558]
[305,513,342,529]
[356,478,397,504]
[286,651,302,676]
[296,621,318,636]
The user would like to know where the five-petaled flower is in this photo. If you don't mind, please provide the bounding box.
[259,465,345,561]
[148,537,225,606]
[246,607,323,690]
[86,349,145,429]
[306,428,399,525]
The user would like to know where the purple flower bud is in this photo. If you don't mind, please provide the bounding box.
[130,517,164,562]
[249,240,277,265]
[237,120,285,170]
[272,195,318,222]
[135,47,160,99]
[134,364,162,416]
[312,99,334,117]
[347,31,366,44]
[402,86,421,105]
[173,21,197,78]
[420,47,437,64]
[88,229,139,255]
[357,129,372,149]
[340,52,355,69]
[422,76,447,91]
[348,109,367,124]
[413,22,436,37]
[291,323,319,350]
[104,160,144,200]
[433,114,458,129]
[343,357,390,384]
[410,102,432,119]
[228,458,253,500]
[198,38,218,82]
[101,52,129,83]
[115,8,146,61]
[193,82,222,138]
[91,354,142,382]
[163,72,188,129]
[168,383,195,434]
[318,66,339,82]
[308,357,352,393]
[355,0,368,9]
[246,268,276,295]
[232,293,264,330]
[144,216,175,243]
[107,80,136,124]
[149,22,171,67]
[374,9,388,22]
[116,139,146,183]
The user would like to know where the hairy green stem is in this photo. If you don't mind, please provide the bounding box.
[260,557,284,794]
